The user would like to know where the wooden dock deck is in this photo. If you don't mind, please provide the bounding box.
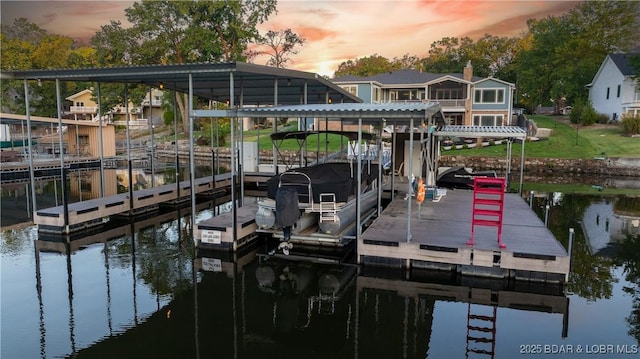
[34,173,232,234]
[358,190,570,282]
[194,203,259,251]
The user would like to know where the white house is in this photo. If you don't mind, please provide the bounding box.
[588,51,640,121]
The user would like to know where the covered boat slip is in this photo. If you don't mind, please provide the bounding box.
[359,189,570,282]
[209,102,445,247]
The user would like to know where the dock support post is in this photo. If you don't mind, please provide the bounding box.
[189,73,197,238]
[357,114,362,238]
[97,83,105,197]
[125,85,134,217]
[544,205,550,227]
[24,79,37,215]
[174,91,180,199]
[406,116,414,243]
[230,72,238,244]
[56,79,69,232]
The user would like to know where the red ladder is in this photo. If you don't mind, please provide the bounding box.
[468,177,506,249]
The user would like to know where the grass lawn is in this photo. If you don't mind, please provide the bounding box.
[509,181,640,195]
[444,115,640,159]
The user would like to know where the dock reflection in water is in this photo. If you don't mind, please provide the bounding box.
[5,192,639,359]
[29,227,569,358]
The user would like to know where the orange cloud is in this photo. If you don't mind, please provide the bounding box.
[462,1,580,39]
[297,26,338,42]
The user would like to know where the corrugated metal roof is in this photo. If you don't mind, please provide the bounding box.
[1,62,361,106]
[236,102,442,119]
[434,125,527,138]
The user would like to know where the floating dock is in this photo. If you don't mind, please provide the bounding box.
[358,190,570,282]
[34,173,232,234]
[194,203,259,251]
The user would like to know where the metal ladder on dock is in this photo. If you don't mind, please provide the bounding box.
[319,193,337,225]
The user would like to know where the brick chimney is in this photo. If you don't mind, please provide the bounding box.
[463,61,473,81]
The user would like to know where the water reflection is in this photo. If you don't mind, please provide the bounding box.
[1,192,639,358]
[0,165,215,228]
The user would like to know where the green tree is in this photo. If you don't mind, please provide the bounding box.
[516,1,640,111]
[91,0,277,133]
[421,37,463,74]
[250,28,305,68]
[334,54,398,77]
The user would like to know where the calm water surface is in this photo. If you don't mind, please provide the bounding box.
[1,173,639,358]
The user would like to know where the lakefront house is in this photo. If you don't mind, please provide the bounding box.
[332,62,515,127]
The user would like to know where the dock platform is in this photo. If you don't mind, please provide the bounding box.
[34,173,232,234]
[194,203,259,251]
[358,190,570,282]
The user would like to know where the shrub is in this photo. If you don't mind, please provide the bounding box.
[569,100,583,124]
[621,114,640,135]
[570,99,598,125]
[596,113,609,124]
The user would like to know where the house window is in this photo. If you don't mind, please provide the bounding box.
[389,91,397,101]
[473,89,504,104]
[397,89,420,101]
[341,85,357,96]
[445,114,464,125]
[436,88,463,99]
[78,135,89,145]
[373,88,381,103]
[473,115,504,126]
[76,102,84,107]
[617,85,621,98]
[606,87,610,99]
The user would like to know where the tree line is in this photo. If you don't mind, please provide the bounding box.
[1,0,639,130]
[335,1,640,114]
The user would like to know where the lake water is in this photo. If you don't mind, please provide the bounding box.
[1,172,640,358]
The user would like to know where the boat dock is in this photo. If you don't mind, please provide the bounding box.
[194,203,259,251]
[34,173,232,233]
[358,190,570,282]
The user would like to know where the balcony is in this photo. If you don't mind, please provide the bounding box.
[142,99,163,106]
[432,99,467,109]
[69,106,97,113]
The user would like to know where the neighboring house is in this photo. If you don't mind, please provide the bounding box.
[65,88,164,128]
[588,51,640,121]
[65,89,99,121]
[332,62,515,127]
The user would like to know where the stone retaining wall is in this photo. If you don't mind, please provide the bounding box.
[438,156,639,177]
[155,144,638,177]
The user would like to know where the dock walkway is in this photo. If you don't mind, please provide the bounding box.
[34,173,232,233]
[359,190,570,282]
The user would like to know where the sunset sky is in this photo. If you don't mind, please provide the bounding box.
[2,0,579,76]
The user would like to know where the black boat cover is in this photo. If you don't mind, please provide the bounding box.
[436,166,496,189]
[266,162,378,203]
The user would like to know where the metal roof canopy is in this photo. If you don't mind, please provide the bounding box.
[195,102,444,126]
[434,125,527,194]
[434,125,527,139]
[1,62,361,105]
